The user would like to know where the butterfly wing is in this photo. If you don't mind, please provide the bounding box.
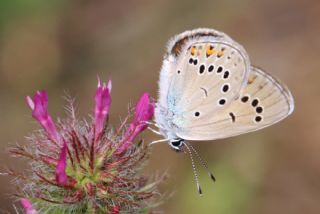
[156,29,251,132]
[170,41,250,114]
[175,66,294,140]
[157,28,248,109]
[155,29,250,139]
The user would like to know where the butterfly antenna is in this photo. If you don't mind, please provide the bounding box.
[186,142,216,182]
[184,143,203,195]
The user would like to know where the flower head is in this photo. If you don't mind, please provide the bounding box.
[8,80,165,213]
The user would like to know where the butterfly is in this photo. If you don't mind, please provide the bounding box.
[149,28,294,194]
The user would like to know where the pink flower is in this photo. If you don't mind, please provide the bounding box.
[110,205,120,214]
[117,93,154,153]
[9,80,163,213]
[55,142,68,185]
[20,198,38,214]
[26,91,61,144]
[94,79,112,139]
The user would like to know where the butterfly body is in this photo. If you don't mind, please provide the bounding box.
[154,28,294,150]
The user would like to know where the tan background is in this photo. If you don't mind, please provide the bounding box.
[0,0,319,213]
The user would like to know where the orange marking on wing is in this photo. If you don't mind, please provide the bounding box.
[217,51,224,57]
[206,45,215,57]
[191,46,196,56]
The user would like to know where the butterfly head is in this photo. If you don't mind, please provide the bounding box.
[169,138,185,152]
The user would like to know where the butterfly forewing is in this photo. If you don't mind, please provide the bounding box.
[167,41,250,127]
[175,66,294,140]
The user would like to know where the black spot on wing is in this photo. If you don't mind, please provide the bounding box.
[229,112,236,122]
[200,87,208,97]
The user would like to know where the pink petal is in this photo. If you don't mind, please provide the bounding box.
[55,142,68,185]
[97,76,102,88]
[20,198,38,214]
[26,96,35,110]
[26,91,61,144]
[116,93,154,153]
[107,79,112,91]
[110,205,120,214]
[94,79,112,139]
[133,92,154,125]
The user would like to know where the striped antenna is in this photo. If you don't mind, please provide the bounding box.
[186,142,216,182]
[184,143,203,195]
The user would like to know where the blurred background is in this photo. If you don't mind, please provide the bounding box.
[0,0,319,213]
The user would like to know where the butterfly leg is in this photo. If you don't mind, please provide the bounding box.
[145,121,161,128]
[149,138,169,146]
[147,126,162,136]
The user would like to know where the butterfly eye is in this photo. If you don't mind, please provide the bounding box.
[170,139,184,148]
[194,112,200,117]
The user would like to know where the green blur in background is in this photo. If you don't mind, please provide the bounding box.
[0,0,319,213]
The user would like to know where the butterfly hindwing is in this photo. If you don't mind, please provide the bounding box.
[175,66,294,140]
